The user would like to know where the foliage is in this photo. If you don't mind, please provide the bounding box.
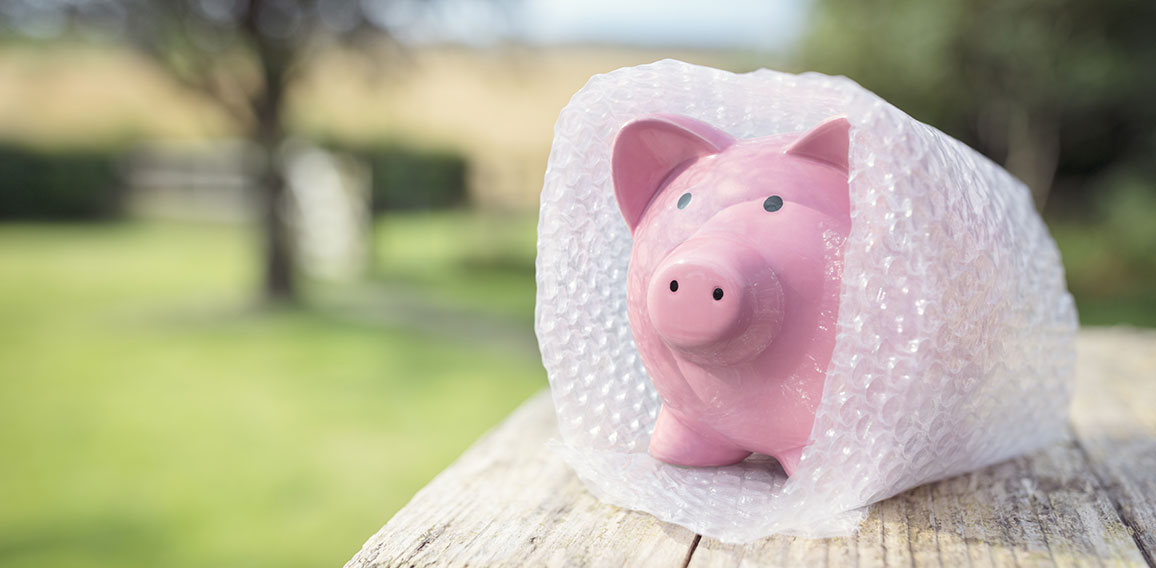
[0,0,427,302]
[1051,167,1156,327]
[800,0,1156,210]
[1052,220,1156,328]
[0,217,543,568]
[328,142,470,212]
[0,144,123,219]
[365,146,468,212]
[800,0,1156,327]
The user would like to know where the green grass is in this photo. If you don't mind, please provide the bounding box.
[0,218,544,568]
[371,210,539,321]
[1051,221,1156,328]
[1,210,1147,568]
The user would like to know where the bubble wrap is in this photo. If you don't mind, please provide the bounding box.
[533,60,1078,542]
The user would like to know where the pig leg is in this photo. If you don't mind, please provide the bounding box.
[775,447,805,477]
[649,406,751,466]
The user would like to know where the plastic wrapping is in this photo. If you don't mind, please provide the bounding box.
[534,59,1077,542]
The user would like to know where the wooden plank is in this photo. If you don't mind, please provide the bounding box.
[1069,327,1156,566]
[689,328,1154,567]
[348,328,1155,567]
[344,391,696,568]
[691,434,1147,567]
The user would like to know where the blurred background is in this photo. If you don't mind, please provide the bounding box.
[0,0,1152,566]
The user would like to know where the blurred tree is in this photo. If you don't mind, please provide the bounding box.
[0,0,511,303]
[800,0,1156,211]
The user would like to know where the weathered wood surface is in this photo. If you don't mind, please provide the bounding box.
[346,328,1156,567]
[344,389,697,567]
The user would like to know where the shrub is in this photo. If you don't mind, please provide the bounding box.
[0,144,124,220]
[327,142,469,213]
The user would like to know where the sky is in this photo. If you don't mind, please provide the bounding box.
[1,0,812,53]
[393,0,813,52]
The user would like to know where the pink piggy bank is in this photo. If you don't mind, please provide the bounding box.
[612,114,852,476]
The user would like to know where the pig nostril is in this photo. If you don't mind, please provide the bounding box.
[713,287,724,301]
[669,280,679,292]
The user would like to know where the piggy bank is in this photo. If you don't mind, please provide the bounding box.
[612,114,852,476]
[537,60,1076,541]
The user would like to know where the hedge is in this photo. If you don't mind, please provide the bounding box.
[0,141,467,219]
[327,142,469,213]
[0,144,123,220]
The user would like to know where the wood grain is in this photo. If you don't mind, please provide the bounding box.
[344,391,696,568]
[347,328,1156,567]
[689,436,1147,567]
[1070,328,1156,566]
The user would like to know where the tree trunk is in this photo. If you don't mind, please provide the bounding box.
[245,0,296,304]
[976,100,1060,212]
[257,134,295,303]
[1004,107,1060,211]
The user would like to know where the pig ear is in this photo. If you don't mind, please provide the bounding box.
[785,116,851,173]
[612,114,734,233]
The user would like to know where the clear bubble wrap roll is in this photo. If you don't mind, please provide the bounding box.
[533,60,1077,542]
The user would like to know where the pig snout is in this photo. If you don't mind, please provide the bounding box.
[646,238,784,365]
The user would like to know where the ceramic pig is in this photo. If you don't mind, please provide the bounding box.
[612,114,852,476]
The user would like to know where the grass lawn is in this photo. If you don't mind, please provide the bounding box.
[371,210,539,321]
[1,211,1148,568]
[1050,221,1156,328]
[0,217,545,568]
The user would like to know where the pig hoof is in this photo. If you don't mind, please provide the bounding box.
[775,447,805,477]
[650,407,752,467]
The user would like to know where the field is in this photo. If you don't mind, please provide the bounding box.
[0,41,1152,568]
[0,215,544,568]
[2,210,1153,568]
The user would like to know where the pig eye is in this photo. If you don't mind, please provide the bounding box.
[677,192,692,209]
[763,195,783,212]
